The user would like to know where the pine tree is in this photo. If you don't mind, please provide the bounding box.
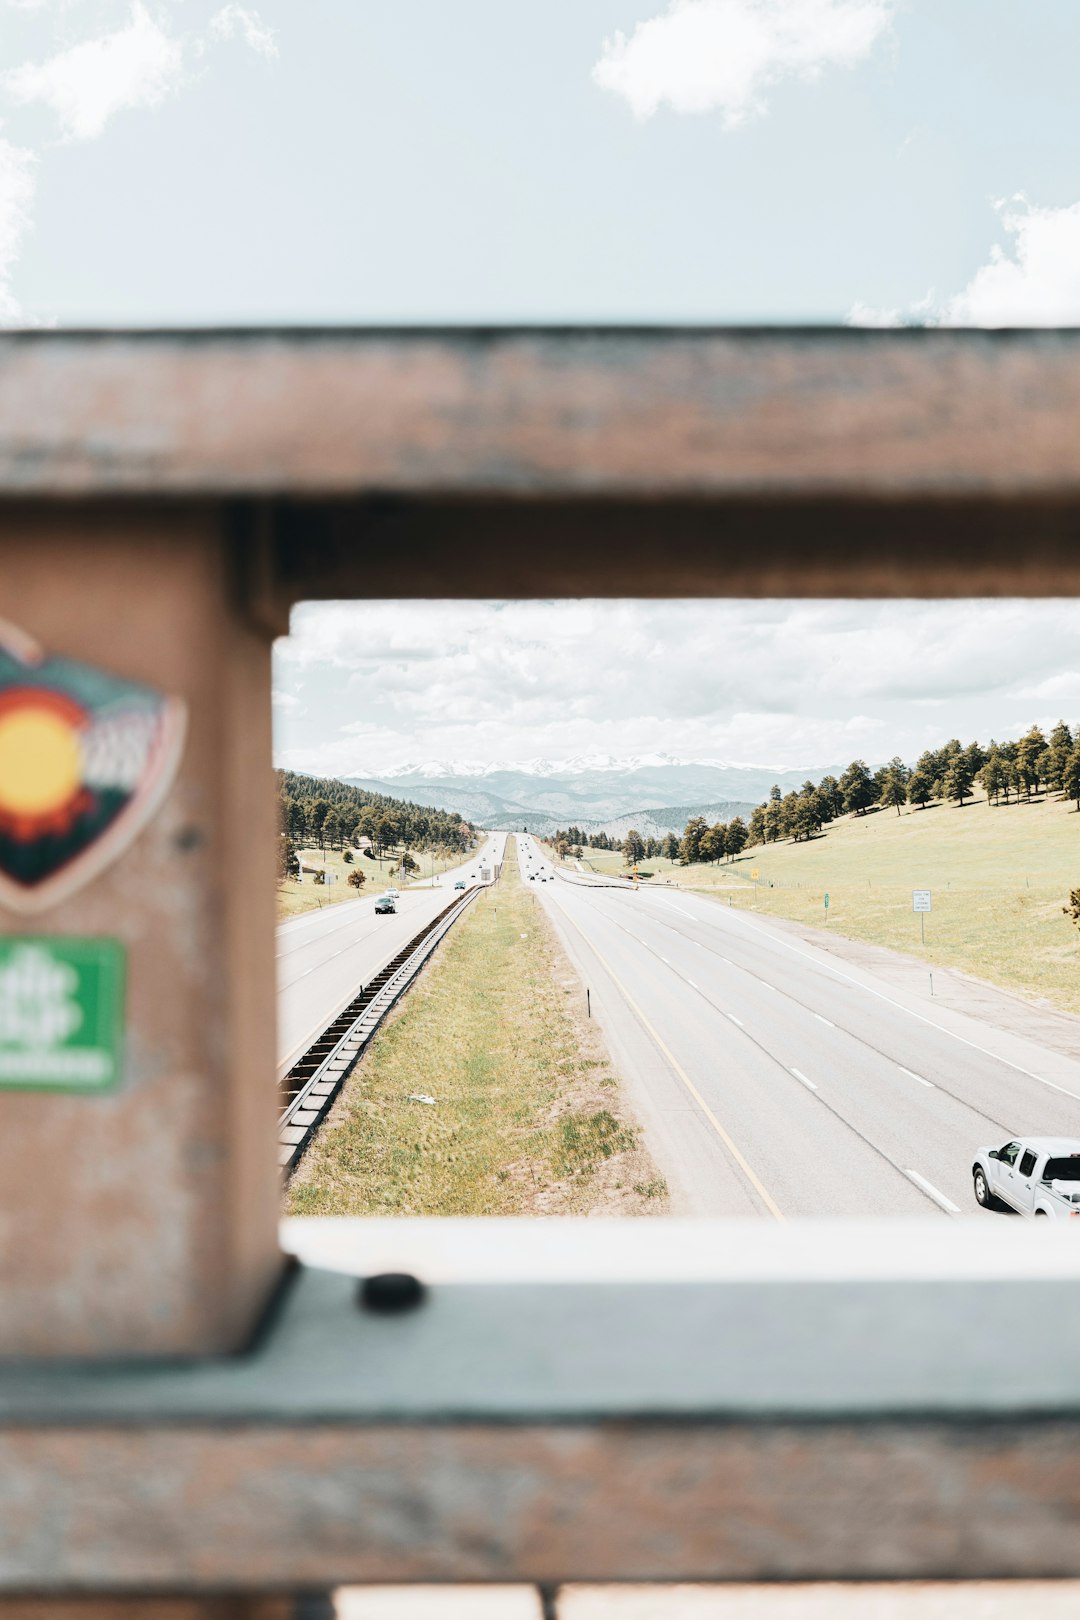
[679,816,708,865]
[907,767,933,809]
[1016,725,1048,797]
[623,829,646,867]
[788,800,816,842]
[979,751,1008,805]
[840,760,876,816]
[942,759,974,808]
[700,824,726,864]
[1048,721,1074,791]
[878,758,909,816]
[1063,743,1080,811]
[725,816,748,860]
[817,775,843,819]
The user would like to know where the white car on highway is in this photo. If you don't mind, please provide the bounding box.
[972,1137,1080,1219]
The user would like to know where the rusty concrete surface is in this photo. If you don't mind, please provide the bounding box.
[0,1606,292,1620]
[0,511,283,1356]
[3,330,1080,499]
[2,1424,1080,1588]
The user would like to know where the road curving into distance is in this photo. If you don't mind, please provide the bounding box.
[518,835,1080,1220]
[276,833,507,1076]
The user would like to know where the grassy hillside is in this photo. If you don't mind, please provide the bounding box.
[561,794,1080,1015]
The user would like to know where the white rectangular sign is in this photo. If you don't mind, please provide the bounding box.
[912,889,932,913]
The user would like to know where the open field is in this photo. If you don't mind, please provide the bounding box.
[558,793,1080,1015]
[287,840,665,1216]
[277,845,473,921]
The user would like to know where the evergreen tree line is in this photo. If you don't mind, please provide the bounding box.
[550,722,1080,868]
[735,721,1080,858]
[738,722,1080,853]
[553,827,680,863]
[277,770,474,862]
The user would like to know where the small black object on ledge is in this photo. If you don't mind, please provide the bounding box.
[358,1272,427,1313]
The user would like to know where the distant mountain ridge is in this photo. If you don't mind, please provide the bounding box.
[375,751,814,783]
[345,754,832,837]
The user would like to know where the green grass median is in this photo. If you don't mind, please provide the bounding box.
[287,841,665,1216]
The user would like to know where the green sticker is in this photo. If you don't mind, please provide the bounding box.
[0,937,125,1092]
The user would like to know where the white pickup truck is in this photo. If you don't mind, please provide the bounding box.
[972,1136,1080,1220]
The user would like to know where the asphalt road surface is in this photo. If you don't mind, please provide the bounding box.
[277,834,507,1075]
[521,836,1080,1220]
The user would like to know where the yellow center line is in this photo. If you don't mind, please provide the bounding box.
[553,898,784,1222]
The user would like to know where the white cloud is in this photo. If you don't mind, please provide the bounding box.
[272,599,1080,777]
[0,136,36,325]
[3,2,185,141]
[209,4,278,59]
[1009,672,1080,705]
[592,0,893,124]
[0,1,282,317]
[845,299,902,328]
[943,198,1080,327]
[849,198,1080,328]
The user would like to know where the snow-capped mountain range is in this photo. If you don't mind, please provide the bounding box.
[376,752,788,781]
[347,753,834,838]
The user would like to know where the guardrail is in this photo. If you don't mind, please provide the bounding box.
[277,886,481,1173]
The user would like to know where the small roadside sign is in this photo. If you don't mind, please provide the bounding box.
[913,890,931,913]
[0,937,125,1092]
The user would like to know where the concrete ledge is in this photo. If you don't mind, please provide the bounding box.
[1,1223,1080,1586]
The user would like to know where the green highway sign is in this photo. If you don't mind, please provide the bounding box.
[824,893,830,908]
[0,937,126,1092]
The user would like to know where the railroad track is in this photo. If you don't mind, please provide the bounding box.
[278,886,481,1174]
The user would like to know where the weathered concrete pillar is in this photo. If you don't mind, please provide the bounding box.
[0,506,282,1356]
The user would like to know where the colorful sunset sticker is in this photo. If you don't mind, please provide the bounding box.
[0,619,186,915]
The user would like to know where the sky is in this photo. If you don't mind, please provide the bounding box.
[273,600,1080,777]
[5,3,1080,775]
[5,0,1080,327]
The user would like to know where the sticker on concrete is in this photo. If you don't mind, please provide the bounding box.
[0,618,186,914]
[0,937,126,1091]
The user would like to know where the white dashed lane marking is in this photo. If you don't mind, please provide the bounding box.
[904,1169,960,1214]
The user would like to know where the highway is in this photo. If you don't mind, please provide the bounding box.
[277,833,507,1075]
[519,837,1080,1220]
